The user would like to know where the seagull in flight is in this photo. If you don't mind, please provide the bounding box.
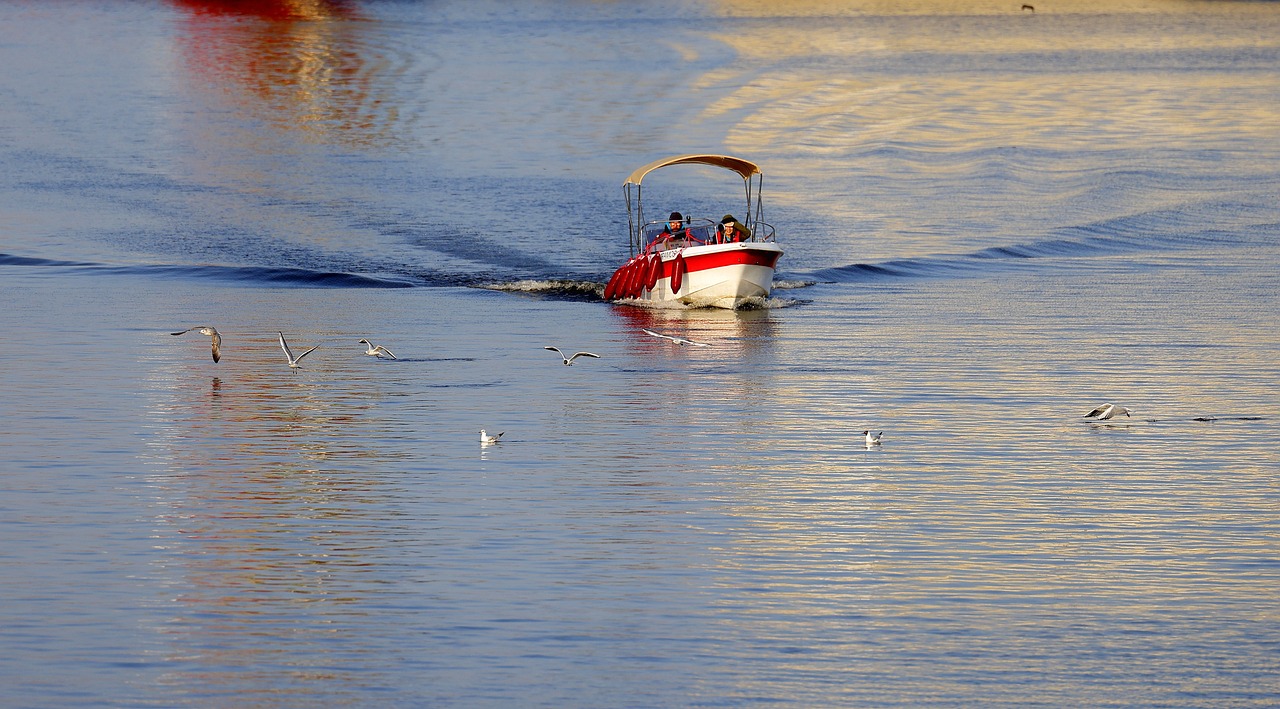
[278,331,318,369]
[544,346,600,366]
[863,430,883,445]
[171,326,222,363]
[641,329,710,347]
[480,429,504,445]
[359,339,397,360]
[1085,403,1131,420]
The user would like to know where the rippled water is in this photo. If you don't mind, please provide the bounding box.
[2,1,1279,706]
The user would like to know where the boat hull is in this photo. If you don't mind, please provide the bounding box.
[606,242,782,309]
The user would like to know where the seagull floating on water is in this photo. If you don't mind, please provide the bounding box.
[171,326,222,363]
[544,346,600,366]
[278,331,318,370]
[1085,403,1131,420]
[359,338,397,360]
[863,430,883,445]
[641,329,710,347]
[480,429,504,445]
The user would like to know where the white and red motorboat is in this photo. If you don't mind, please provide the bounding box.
[603,154,783,309]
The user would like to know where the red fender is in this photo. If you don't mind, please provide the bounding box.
[619,263,634,298]
[625,258,643,298]
[604,266,625,300]
[636,257,651,296]
[616,261,633,299]
[670,252,687,294]
[644,253,661,291]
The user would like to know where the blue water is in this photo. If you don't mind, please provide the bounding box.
[2,1,1279,706]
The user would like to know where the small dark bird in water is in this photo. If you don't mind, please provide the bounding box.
[1022,3,1035,11]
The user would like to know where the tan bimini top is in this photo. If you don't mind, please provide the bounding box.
[623,154,761,187]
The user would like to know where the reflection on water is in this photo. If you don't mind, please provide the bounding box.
[709,0,1216,15]
[3,1,1280,705]
[140,335,418,701]
[174,0,356,21]
[171,0,421,149]
[610,301,777,358]
[687,4,1280,266]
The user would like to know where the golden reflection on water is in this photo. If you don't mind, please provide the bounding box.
[695,286,1277,692]
[171,0,416,149]
[141,329,414,700]
[686,1,1280,214]
[711,0,1235,17]
[600,305,781,466]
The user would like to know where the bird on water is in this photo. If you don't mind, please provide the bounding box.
[1085,403,1131,420]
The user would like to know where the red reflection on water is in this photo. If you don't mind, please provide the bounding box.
[171,0,357,21]
[168,0,403,148]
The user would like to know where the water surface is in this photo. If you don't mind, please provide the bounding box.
[2,1,1278,706]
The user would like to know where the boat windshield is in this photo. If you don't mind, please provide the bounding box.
[641,217,775,253]
[643,218,713,250]
[624,154,773,256]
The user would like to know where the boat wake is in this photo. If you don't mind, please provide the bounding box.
[479,279,605,301]
[773,279,817,290]
[13,194,1267,298]
[811,202,1275,284]
[0,253,414,288]
[1,251,802,306]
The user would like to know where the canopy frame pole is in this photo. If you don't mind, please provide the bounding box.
[622,154,766,252]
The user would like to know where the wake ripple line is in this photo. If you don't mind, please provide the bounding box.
[812,203,1269,283]
[0,253,414,289]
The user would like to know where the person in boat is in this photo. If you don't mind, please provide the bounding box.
[654,211,686,249]
[663,212,684,237]
[720,214,752,243]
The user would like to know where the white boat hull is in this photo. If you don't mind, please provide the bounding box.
[606,242,783,309]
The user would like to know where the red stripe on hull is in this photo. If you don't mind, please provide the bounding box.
[606,244,782,307]
[663,247,780,278]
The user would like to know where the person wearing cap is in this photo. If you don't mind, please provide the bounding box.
[663,212,684,236]
[655,211,686,248]
[720,214,751,243]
